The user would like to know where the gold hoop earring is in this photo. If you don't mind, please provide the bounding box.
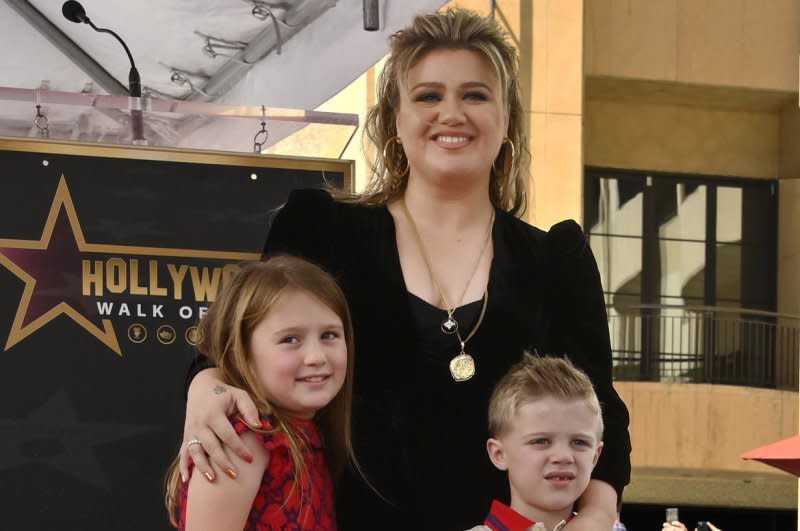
[383,135,409,181]
[495,138,515,177]
[505,138,516,166]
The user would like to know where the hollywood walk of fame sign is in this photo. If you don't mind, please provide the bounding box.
[0,137,351,530]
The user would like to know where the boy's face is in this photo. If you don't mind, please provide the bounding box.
[487,396,603,521]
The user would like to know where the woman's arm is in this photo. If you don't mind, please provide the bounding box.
[546,220,632,496]
[180,189,337,479]
[184,430,269,530]
[179,368,261,482]
[562,479,617,531]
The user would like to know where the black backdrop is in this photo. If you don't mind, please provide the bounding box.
[0,139,349,530]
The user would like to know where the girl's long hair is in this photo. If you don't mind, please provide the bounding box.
[165,256,357,527]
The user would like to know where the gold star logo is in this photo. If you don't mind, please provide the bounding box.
[0,176,122,354]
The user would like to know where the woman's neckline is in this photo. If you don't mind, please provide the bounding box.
[381,201,500,309]
[406,290,484,312]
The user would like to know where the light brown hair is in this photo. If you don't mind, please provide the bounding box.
[488,353,604,440]
[342,8,530,216]
[165,256,357,526]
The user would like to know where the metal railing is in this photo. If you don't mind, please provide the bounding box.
[608,304,800,389]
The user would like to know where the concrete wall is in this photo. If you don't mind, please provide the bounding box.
[615,381,798,508]
[585,0,800,91]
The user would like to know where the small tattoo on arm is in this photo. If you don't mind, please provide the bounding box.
[213,385,227,395]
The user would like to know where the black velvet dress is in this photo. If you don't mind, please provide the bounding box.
[189,188,631,531]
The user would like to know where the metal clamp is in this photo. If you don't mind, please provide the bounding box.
[253,105,269,153]
[195,31,248,61]
[33,104,49,138]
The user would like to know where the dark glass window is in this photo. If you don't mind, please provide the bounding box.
[585,169,778,387]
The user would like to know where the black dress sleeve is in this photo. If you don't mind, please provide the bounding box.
[261,188,339,271]
[184,188,339,395]
[546,219,632,499]
[184,354,216,396]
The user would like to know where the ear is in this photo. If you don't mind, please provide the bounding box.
[486,437,508,471]
[592,441,604,468]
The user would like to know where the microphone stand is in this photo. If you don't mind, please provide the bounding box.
[64,2,145,144]
[83,21,145,144]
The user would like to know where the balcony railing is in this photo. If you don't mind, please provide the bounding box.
[608,304,800,390]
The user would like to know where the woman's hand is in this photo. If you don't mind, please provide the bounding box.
[562,479,617,530]
[662,522,687,531]
[179,368,261,482]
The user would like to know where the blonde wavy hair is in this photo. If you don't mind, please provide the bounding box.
[165,256,358,526]
[341,8,530,216]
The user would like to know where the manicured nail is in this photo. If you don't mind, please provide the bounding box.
[203,471,215,482]
[180,472,187,483]
[249,418,262,428]
[243,454,254,464]
[225,468,238,480]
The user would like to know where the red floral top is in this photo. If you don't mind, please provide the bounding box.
[179,416,336,530]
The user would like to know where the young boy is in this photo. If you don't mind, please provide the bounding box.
[467,353,604,531]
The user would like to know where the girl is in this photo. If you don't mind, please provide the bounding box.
[166,256,356,530]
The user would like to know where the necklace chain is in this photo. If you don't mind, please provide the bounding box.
[400,198,494,381]
[400,198,494,321]
[454,287,489,348]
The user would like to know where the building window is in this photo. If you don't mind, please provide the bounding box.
[584,168,781,387]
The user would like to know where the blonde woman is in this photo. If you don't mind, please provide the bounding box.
[181,9,631,530]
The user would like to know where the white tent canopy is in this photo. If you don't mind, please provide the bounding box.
[0,0,446,151]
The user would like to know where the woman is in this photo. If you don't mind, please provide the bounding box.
[181,9,631,530]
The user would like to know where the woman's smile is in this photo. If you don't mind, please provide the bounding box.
[432,133,473,148]
[396,47,508,186]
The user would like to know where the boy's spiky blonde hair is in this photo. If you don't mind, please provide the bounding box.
[488,353,604,440]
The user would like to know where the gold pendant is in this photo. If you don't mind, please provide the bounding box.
[449,353,475,382]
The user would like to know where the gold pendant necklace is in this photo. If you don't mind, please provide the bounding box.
[448,290,489,381]
[400,199,494,382]
[449,353,475,382]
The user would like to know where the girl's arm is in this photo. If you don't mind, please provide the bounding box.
[184,430,269,531]
[562,479,617,531]
[179,368,261,482]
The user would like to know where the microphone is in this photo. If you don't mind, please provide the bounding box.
[62,1,145,143]
[363,0,379,31]
[61,0,88,23]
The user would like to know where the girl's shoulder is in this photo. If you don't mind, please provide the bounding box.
[229,415,323,451]
[229,415,287,452]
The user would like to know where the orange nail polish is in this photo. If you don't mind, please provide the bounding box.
[203,471,215,482]
[225,468,238,480]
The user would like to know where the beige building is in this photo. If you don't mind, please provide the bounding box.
[321,0,800,527]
